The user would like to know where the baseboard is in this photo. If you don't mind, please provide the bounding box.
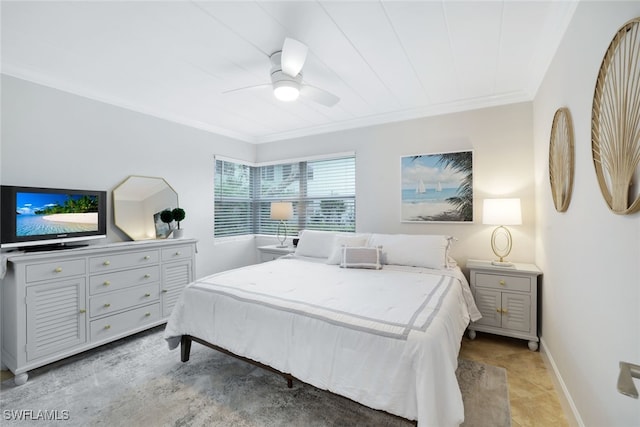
[539,336,584,427]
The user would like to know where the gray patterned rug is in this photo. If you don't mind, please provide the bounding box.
[1,327,510,426]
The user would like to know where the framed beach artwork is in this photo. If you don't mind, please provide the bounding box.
[401,150,473,223]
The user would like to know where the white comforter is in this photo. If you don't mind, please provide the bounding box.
[164,257,481,427]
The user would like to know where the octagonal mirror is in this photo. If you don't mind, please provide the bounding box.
[113,175,178,240]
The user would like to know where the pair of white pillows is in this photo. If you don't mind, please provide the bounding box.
[294,230,454,270]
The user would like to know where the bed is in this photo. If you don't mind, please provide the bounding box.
[164,231,481,427]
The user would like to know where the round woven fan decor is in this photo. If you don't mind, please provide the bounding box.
[549,107,574,212]
[591,17,640,215]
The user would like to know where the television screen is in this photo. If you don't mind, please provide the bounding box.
[16,192,100,236]
[1,185,107,250]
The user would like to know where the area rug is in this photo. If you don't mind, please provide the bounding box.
[1,327,510,426]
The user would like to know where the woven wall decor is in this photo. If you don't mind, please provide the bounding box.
[592,17,640,215]
[549,107,575,212]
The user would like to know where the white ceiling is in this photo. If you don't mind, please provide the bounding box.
[1,1,577,144]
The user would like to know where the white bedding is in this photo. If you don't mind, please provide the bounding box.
[164,256,481,427]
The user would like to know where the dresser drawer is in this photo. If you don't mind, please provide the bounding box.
[25,259,86,283]
[161,245,193,262]
[90,303,161,341]
[475,273,531,292]
[89,283,160,318]
[89,250,158,273]
[89,266,159,295]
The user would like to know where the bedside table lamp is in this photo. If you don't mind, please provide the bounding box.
[270,201,293,248]
[482,198,522,267]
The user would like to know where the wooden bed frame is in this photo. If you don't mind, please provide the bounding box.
[180,334,295,388]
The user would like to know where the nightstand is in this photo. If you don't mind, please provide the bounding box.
[257,245,295,262]
[466,259,542,351]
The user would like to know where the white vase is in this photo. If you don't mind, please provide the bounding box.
[173,229,184,239]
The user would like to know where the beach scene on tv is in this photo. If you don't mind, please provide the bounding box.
[16,192,99,236]
[401,151,473,222]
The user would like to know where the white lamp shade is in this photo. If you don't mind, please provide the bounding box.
[482,198,522,225]
[270,202,293,220]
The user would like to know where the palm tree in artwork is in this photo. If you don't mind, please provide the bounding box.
[435,152,473,221]
[410,151,473,221]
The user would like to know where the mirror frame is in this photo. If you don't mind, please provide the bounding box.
[112,175,179,240]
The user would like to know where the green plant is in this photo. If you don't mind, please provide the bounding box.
[171,207,186,229]
[160,209,174,226]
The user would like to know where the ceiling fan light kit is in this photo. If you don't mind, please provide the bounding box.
[226,38,340,107]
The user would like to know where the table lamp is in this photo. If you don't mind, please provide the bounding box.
[270,201,293,248]
[482,198,522,266]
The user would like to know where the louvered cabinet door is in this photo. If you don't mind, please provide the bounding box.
[161,260,193,317]
[25,278,87,361]
[474,288,502,328]
[501,292,531,333]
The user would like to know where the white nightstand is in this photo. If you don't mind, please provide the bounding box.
[257,245,295,262]
[466,259,542,351]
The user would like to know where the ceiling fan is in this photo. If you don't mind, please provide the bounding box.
[224,38,340,107]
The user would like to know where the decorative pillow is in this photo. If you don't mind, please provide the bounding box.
[326,234,370,264]
[293,230,338,259]
[367,234,453,269]
[340,246,383,270]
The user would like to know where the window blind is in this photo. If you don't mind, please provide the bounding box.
[214,155,355,238]
[214,159,254,237]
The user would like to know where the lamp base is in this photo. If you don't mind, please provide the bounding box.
[491,260,514,267]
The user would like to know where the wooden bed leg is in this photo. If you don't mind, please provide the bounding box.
[181,335,192,362]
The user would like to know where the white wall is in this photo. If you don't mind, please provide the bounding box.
[1,75,258,278]
[533,3,640,426]
[257,102,536,267]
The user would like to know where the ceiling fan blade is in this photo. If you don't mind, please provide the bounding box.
[222,83,272,94]
[281,38,308,77]
[300,85,340,107]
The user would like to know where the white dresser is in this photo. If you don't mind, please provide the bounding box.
[466,259,542,351]
[1,239,197,385]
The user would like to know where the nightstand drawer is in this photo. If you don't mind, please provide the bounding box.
[475,273,531,292]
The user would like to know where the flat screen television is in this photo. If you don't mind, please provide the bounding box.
[1,185,107,251]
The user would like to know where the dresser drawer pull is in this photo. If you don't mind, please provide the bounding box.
[144,293,151,297]
[103,260,111,266]
[499,280,506,286]
[103,281,111,286]
[144,274,151,279]
[175,251,181,256]
[104,303,111,308]
[54,267,63,273]
[162,289,168,293]
[79,309,86,314]
[144,255,151,260]
[145,312,151,317]
[104,325,111,330]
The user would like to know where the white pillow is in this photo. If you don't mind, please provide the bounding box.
[368,234,453,269]
[340,246,382,270]
[326,234,370,264]
[294,230,338,259]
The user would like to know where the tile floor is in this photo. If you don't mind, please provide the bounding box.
[459,332,571,427]
[2,331,571,426]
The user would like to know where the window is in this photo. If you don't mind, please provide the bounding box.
[214,159,253,237]
[214,155,355,238]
